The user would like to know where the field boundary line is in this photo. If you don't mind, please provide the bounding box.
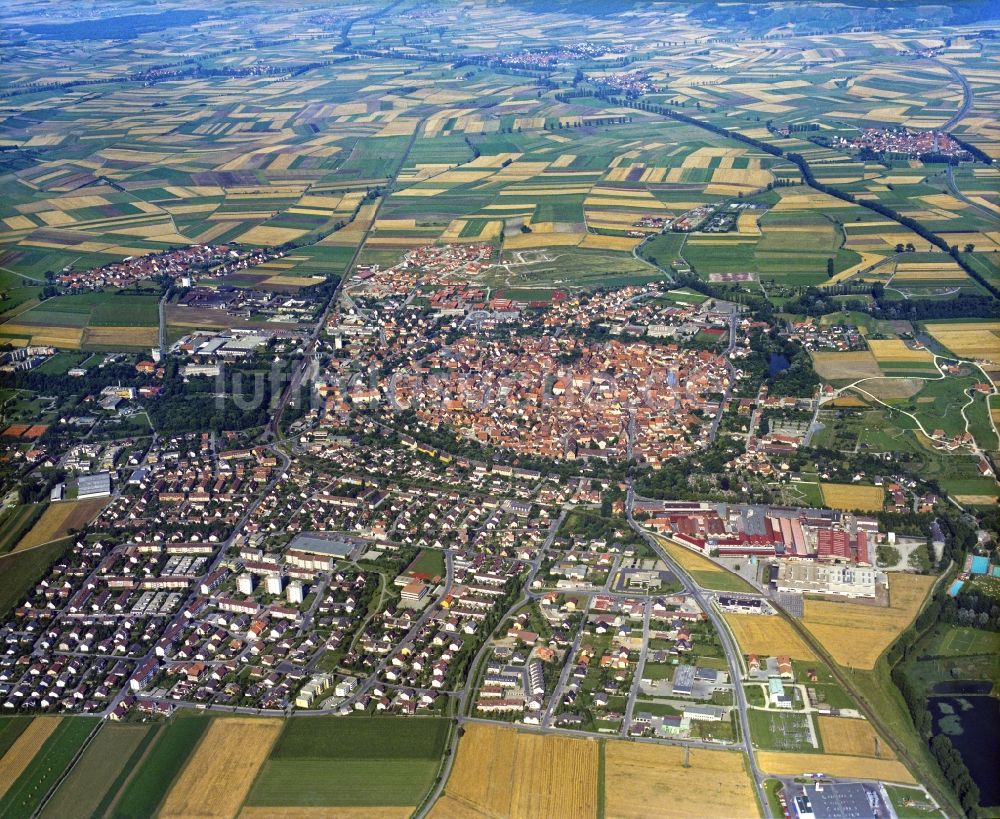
[29,719,102,819]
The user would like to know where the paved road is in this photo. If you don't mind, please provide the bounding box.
[414,510,565,819]
[157,293,167,356]
[619,600,651,737]
[929,57,972,130]
[269,115,427,442]
[541,614,586,728]
[624,482,772,818]
[944,165,996,220]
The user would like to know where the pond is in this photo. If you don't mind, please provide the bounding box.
[24,10,211,41]
[929,694,1000,807]
[768,353,790,377]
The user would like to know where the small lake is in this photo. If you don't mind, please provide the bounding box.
[768,353,790,377]
[24,10,210,41]
[932,680,992,695]
[929,694,1000,807]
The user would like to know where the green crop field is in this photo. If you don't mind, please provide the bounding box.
[0,718,98,818]
[110,713,210,819]
[269,716,448,760]
[0,537,71,617]
[0,716,33,758]
[246,716,449,807]
[689,568,756,594]
[40,723,153,819]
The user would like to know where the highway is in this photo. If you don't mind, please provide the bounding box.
[624,480,772,818]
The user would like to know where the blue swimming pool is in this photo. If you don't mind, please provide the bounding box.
[949,580,965,597]
[971,556,989,574]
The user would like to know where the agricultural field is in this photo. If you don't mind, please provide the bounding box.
[820,482,885,512]
[923,320,1000,370]
[657,536,756,593]
[724,613,816,661]
[756,751,916,785]
[247,717,449,810]
[14,498,108,551]
[111,713,211,818]
[802,573,936,669]
[0,717,97,818]
[161,717,283,819]
[0,538,72,618]
[0,290,160,350]
[817,716,895,759]
[40,723,154,819]
[811,351,882,382]
[604,742,760,819]
[431,723,598,819]
[0,716,62,801]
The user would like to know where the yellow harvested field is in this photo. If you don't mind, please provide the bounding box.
[771,192,854,211]
[924,322,1000,364]
[504,232,582,250]
[710,168,772,188]
[80,326,158,349]
[820,483,884,512]
[867,339,934,363]
[235,226,307,245]
[160,717,283,819]
[737,211,761,235]
[262,275,323,287]
[605,742,759,819]
[15,499,108,552]
[723,614,816,661]
[241,809,412,819]
[757,751,915,784]
[658,536,724,574]
[803,573,935,669]
[0,717,62,800]
[0,323,83,348]
[817,716,895,759]
[811,351,881,381]
[579,234,642,251]
[851,378,924,400]
[826,395,869,407]
[432,723,598,819]
[822,252,884,287]
[953,495,997,506]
